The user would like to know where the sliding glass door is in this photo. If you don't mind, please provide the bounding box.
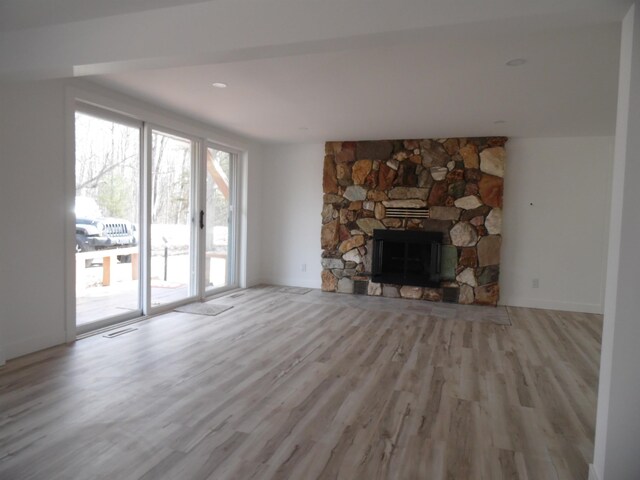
[204,146,235,293]
[149,129,197,308]
[74,104,240,331]
[75,109,142,327]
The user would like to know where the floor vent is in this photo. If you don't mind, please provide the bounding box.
[103,327,138,338]
[229,293,245,298]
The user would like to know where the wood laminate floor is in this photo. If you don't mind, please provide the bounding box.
[0,287,602,480]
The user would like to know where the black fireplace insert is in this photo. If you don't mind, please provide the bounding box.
[371,229,442,287]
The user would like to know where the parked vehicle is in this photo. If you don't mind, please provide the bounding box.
[75,197,137,263]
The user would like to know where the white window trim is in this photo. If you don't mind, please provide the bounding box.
[202,143,241,297]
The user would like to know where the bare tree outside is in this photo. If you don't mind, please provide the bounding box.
[150,132,191,226]
[75,112,139,222]
[76,112,196,229]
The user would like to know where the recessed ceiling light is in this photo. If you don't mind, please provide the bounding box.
[211,82,227,88]
[494,120,506,125]
[506,58,527,67]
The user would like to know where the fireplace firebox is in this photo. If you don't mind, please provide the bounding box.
[371,229,442,288]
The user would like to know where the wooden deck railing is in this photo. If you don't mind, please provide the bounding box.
[76,247,139,288]
[76,247,227,289]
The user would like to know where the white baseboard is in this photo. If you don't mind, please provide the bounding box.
[260,276,321,289]
[499,296,603,314]
[589,464,600,480]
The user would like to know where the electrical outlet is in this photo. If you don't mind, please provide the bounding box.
[532,278,539,288]
[301,263,307,272]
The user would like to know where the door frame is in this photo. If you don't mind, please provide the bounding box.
[200,142,241,299]
[65,83,249,342]
[145,124,201,315]
[73,103,145,336]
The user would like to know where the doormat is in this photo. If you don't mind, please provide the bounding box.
[174,303,233,316]
[278,286,312,295]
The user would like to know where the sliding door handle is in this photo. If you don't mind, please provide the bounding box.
[199,210,205,229]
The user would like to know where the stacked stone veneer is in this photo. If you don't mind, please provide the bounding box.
[320,137,506,306]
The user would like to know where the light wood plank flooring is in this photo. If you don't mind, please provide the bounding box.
[0,287,602,480]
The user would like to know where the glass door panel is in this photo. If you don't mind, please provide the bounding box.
[150,130,195,307]
[75,111,141,326]
[205,147,232,291]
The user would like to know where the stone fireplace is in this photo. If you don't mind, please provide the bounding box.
[320,137,506,306]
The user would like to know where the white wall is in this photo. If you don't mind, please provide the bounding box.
[592,4,640,480]
[0,79,69,360]
[261,143,324,288]
[260,138,614,313]
[501,136,614,313]
[244,144,264,287]
[0,78,265,361]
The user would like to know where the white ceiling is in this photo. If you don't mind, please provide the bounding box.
[0,0,208,31]
[93,21,621,142]
[1,0,631,142]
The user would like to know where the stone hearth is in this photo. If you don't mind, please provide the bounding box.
[320,137,506,306]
